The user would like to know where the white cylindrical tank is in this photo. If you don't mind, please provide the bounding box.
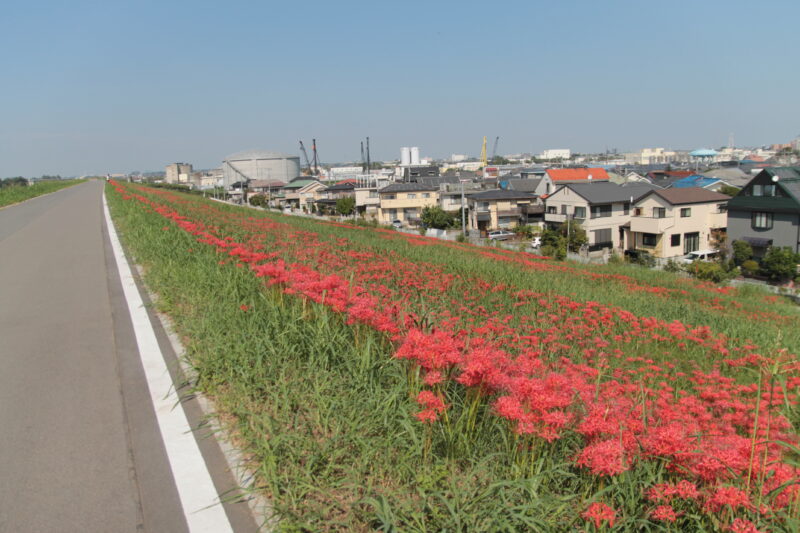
[401,147,411,166]
[410,147,420,165]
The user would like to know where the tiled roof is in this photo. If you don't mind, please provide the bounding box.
[468,189,537,201]
[379,183,439,193]
[640,187,731,205]
[546,168,610,181]
[555,182,653,204]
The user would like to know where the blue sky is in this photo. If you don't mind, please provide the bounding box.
[1,0,798,176]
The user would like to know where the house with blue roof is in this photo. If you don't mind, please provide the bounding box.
[670,175,725,192]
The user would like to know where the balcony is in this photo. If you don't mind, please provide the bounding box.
[630,216,674,234]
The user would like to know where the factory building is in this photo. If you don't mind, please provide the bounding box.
[222,149,301,188]
[165,163,193,184]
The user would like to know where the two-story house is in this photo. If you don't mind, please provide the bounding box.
[726,167,800,256]
[280,178,325,211]
[467,189,540,232]
[377,183,439,226]
[628,188,730,258]
[544,183,654,250]
[314,180,356,213]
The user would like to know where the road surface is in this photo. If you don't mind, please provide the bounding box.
[0,181,260,532]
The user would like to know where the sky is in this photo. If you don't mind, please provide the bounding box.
[1,0,798,177]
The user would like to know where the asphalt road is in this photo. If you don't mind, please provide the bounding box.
[0,181,260,532]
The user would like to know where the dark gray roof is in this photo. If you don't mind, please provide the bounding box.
[555,182,654,204]
[636,187,731,205]
[505,178,542,192]
[762,167,800,202]
[379,183,439,193]
[323,182,356,192]
[468,189,538,201]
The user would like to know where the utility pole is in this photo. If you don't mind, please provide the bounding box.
[459,172,468,237]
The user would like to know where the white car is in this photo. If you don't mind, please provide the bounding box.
[530,236,542,248]
[487,230,515,241]
[391,219,403,229]
[680,249,719,264]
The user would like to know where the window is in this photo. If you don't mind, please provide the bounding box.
[642,233,657,246]
[591,204,612,218]
[633,207,642,216]
[684,232,700,254]
[752,212,773,230]
[680,207,691,218]
[717,203,727,213]
[384,194,396,200]
[752,184,763,196]
[368,191,379,199]
[671,234,680,247]
[574,206,586,219]
[593,228,612,246]
[407,193,416,199]
[478,202,490,211]
[653,207,666,218]
[547,206,557,214]
[561,204,568,214]
[388,209,397,218]
[422,193,430,198]
[623,202,630,215]
[763,184,776,196]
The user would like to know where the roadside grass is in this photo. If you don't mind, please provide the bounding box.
[108,184,799,531]
[0,179,86,208]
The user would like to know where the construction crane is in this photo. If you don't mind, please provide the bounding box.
[480,136,488,168]
[491,136,500,163]
[299,140,312,175]
[311,138,320,176]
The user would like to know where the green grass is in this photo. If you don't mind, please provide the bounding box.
[0,179,86,208]
[107,184,799,532]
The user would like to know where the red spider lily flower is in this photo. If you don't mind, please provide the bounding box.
[575,438,628,476]
[582,502,616,529]
[650,504,678,522]
[240,304,249,312]
[729,518,765,533]
[703,485,752,513]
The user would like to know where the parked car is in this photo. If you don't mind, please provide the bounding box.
[487,230,515,241]
[680,249,719,264]
[391,219,402,229]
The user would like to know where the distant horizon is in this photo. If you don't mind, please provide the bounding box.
[2,0,798,177]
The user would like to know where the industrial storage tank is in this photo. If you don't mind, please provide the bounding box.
[410,147,420,165]
[222,149,301,187]
[400,147,411,166]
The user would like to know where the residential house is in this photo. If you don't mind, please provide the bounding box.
[314,180,356,214]
[438,180,483,213]
[646,170,695,189]
[537,167,611,197]
[468,189,540,232]
[726,167,800,256]
[248,180,286,202]
[280,178,325,211]
[544,182,654,251]
[377,183,439,226]
[669,175,726,192]
[628,188,730,259]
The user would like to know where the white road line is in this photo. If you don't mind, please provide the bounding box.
[103,192,234,533]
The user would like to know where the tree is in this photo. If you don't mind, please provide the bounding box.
[249,194,267,207]
[759,246,800,282]
[420,206,455,229]
[557,220,588,252]
[710,229,729,263]
[731,240,753,266]
[335,196,356,216]
[719,184,741,197]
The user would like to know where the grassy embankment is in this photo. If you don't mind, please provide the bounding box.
[108,182,799,532]
[0,179,86,208]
